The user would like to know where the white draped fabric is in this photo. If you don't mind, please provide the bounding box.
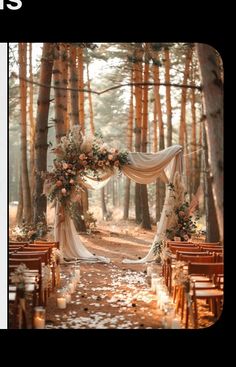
[54,144,183,263]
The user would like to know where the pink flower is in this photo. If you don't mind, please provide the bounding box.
[62,163,68,170]
[69,179,75,185]
[56,180,62,187]
[61,188,67,195]
[108,154,113,161]
[179,211,185,217]
[79,153,86,160]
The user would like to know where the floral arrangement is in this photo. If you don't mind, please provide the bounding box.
[9,218,50,242]
[51,248,64,265]
[153,239,172,264]
[172,261,190,292]
[43,127,129,210]
[165,173,199,241]
[10,263,29,285]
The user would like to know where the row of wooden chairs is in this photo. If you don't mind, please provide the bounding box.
[163,240,224,328]
[9,240,60,328]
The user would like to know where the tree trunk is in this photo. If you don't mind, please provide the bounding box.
[18,42,32,224]
[34,43,54,226]
[203,126,220,241]
[153,58,165,222]
[101,187,107,219]
[190,62,198,198]
[29,43,36,212]
[16,173,23,225]
[78,47,85,134]
[140,49,151,229]
[164,47,172,147]
[134,48,143,224]
[61,44,69,132]
[53,44,66,143]
[123,65,134,220]
[69,44,86,232]
[86,52,95,135]
[196,43,223,242]
[179,46,193,147]
[69,45,79,126]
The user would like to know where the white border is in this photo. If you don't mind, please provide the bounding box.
[0,43,7,329]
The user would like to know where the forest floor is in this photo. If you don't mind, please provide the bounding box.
[43,220,217,330]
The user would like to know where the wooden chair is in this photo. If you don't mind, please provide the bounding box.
[185,262,224,328]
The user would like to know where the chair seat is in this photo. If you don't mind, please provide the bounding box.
[194,282,216,289]
[190,276,211,282]
[193,289,223,298]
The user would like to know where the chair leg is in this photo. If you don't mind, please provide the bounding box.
[193,297,198,329]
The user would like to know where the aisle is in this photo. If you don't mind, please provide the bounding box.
[45,226,165,329]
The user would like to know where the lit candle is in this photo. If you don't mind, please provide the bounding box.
[34,316,45,329]
[57,297,67,309]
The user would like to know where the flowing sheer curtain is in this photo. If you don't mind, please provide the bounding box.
[54,144,183,263]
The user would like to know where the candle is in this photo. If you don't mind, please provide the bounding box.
[65,293,71,303]
[75,269,80,281]
[68,283,75,294]
[57,297,67,309]
[34,316,45,329]
[147,265,152,276]
[172,317,181,329]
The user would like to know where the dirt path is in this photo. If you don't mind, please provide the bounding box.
[44,222,215,329]
[45,224,167,329]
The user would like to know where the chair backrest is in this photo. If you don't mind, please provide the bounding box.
[34,241,59,249]
[176,251,209,260]
[199,246,223,253]
[166,241,195,248]
[179,254,216,263]
[169,245,200,254]
[10,251,49,265]
[19,246,52,257]
[198,242,221,246]
[188,262,224,276]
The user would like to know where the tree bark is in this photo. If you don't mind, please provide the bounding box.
[69,45,79,126]
[140,48,151,229]
[29,43,36,212]
[179,46,193,147]
[85,51,95,135]
[53,44,66,143]
[16,173,23,225]
[196,43,223,242]
[19,42,32,223]
[203,126,220,241]
[134,48,143,224]
[123,66,134,220]
[78,47,85,134]
[34,43,54,225]
[153,58,165,222]
[101,187,108,219]
[164,47,172,147]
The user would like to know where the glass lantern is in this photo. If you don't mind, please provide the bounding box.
[33,306,46,329]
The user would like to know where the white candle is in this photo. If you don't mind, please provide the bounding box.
[65,293,71,303]
[68,283,75,294]
[34,316,45,329]
[75,269,80,281]
[172,317,181,329]
[147,266,152,276]
[57,297,67,309]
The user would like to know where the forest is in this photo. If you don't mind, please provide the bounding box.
[9,42,223,242]
[8,43,224,329]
